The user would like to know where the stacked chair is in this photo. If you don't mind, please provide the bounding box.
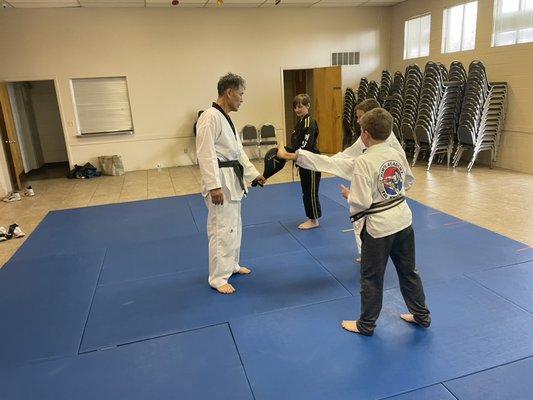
[383,93,404,143]
[342,88,357,148]
[427,61,467,170]
[390,71,405,96]
[366,80,380,100]
[356,78,369,103]
[378,70,392,105]
[400,64,423,153]
[453,60,508,171]
[411,62,448,166]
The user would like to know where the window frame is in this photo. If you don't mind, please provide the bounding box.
[403,13,432,60]
[441,1,479,54]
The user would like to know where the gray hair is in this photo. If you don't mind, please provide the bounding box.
[217,73,246,96]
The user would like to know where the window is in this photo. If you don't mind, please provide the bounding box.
[492,0,533,46]
[404,14,431,60]
[71,77,134,136]
[442,1,478,53]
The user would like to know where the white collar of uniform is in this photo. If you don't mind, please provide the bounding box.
[365,141,389,154]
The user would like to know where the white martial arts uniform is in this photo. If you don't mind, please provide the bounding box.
[295,134,408,255]
[347,142,414,238]
[196,103,260,288]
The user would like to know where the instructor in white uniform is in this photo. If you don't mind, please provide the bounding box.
[196,73,266,294]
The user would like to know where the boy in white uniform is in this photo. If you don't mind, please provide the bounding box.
[339,108,431,336]
[277,99,408,261]
[196,73,266,294]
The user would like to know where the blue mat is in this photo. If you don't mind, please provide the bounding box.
[306,222,532,295]
[187,182,348,232]
[12,196,198,261]
[445,357,533,400]
[99,222,305,285]
[229,276,533,400]
[0,251,105,367]
[467,260,533,314]
[81,250,350,352]
[381,384,456,400]
[0,324,253,400]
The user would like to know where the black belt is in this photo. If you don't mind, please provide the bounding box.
[350,196,405,223]
[218,160,245,192]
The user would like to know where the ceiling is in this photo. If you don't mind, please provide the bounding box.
[1,0,406,9]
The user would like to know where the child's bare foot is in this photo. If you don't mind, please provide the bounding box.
[298,219,319,230]
[341,320,360,333]
[236,267,251,275]
[216,283,236,294]
[400,313,416,323]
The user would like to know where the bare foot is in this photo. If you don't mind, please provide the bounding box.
[355,257,361,264]
[298,219,319,230]
[216,283,236,294]
[341,320,360,333]
[237,267,251,275]
[400,313,416,323]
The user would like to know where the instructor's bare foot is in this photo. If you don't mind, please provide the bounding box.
[341,320,360,333]
[298,219,319,230]
[237,267,251,275]
[216,284,236,294]
[400,313,416,323]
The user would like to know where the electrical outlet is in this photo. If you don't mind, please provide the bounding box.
[183,148,188,154]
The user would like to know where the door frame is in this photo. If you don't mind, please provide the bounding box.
[279,64,325,147]
[0,76,72,187]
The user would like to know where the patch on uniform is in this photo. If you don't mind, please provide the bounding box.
[378,160,404,198]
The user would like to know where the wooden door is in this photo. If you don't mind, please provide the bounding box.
[313,66,343,154]
[0,82,25,190]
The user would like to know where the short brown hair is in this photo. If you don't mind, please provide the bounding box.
[293,93,311,108]
[355,98,381,113]
[360,108,392,141]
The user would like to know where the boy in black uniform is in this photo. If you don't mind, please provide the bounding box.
[291,94,321,230]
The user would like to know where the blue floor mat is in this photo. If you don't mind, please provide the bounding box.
[0,250,105,367]
[187,182,348,232]
[80,250,351,352]
[229,276,533,400]
[381,384,456,400]
[99,222,305,285]
[0,324,253,400]
[11,196,198,261]
[467,260,533,314]
[306,222,532,295]
[444,357,533,400]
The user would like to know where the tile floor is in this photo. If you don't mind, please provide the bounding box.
[1,160,532,267]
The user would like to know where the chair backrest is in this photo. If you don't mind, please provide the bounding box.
[241,124,258,141]
[259,124,276,139]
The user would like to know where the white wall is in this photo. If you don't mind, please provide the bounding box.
[0,7,391,179]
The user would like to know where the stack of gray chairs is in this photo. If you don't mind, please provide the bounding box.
[411,62,448,166]
[453,60,495,170]
[367,80,380,100]
[383,93,404,143]
[378,70,392,105]
[390,71,405,96]
[427,61,467,170]
[400,64,423,153]
[342,88,357,148]
[466,81,507,171]
[357,78,369,103]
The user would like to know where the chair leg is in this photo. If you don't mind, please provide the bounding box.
[412,145,420,167]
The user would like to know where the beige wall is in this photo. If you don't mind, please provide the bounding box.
[390,0,533,173]
[0,7,391,192]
